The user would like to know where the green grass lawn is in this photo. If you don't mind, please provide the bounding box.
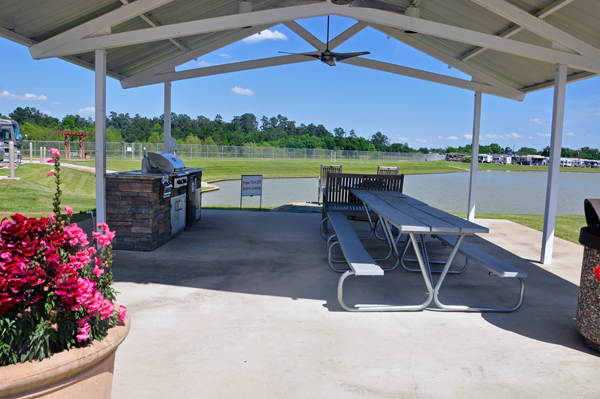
[453,212,585,244]
[0,164,96,214]
[66,159,461,180]
[1,160,588,245]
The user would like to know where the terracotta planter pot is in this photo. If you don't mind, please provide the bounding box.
[0,314,130,398]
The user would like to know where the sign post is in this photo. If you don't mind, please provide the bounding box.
[240,175,263,210]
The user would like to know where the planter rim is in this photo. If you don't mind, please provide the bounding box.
[0,313,130,398]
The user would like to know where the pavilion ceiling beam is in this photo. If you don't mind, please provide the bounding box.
[120,0,190,53]
[0,26,126,80]
[121,24,274,88]
[465,0,600,63]
[283,20,368,51]
[30,0,178,58]
[460,0,576,62]
[283,21,325,51]
[335,7,600,73]
[31,3,333,59]
[123,54,318,88]
[340,57,518,99]
[369,24,526,101]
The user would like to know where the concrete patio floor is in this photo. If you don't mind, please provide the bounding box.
[111,210,599,398]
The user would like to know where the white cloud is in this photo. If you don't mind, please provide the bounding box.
[52,101,64,105]
[397,136,410,141]
[536,132,551,137]
[219,53,231,58]
[447,136,458,140]
[415,138,427,143]
[231,86,255,96]
[196,61,212,67]
[566,132,576,136]
[588,134,594,137]
[528,136,533,139]
[463,134,472,140]
[42,111,51,115]
[0,90,47,101]
[484,132,523,140]
[79,107,95,115]
[243,29,288,44]
[530,118,546,125]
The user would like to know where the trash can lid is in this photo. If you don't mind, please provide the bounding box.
[584,199,600,231]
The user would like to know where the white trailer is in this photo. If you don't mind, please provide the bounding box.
[478,154,492,163]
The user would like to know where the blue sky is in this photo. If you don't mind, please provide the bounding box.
[0,15,598,151]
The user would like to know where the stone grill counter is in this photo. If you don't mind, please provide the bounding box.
[106,170,203,251]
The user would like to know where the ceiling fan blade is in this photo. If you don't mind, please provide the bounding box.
[278,51,321,59]
[331,51,370,62]
[349,0,406,13]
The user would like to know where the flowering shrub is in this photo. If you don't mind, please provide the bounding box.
[0,148,126,365]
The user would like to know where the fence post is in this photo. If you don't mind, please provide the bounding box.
[29,142,33,163]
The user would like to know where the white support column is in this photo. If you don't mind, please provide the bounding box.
[541,64,567,265]
[467,91,482,222]
[164,81,172,153]
[95,49,107,225]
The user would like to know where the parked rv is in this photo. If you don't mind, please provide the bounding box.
[0,119,22,164]
[478,154,492,163]
[560,158,573,167]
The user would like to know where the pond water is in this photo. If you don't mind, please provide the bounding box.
[202,171,600,215]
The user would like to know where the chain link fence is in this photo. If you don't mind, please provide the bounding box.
[22,141,444,163]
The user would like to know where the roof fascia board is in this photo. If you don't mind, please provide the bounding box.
[369,24,526,101]
[335,7,600,73]
[0,26,125,80]
[460,0,576,62]
[123,54,318,87]
[121,24,275,87]
[521,71,597,93]
[30,0,178,58]
[466,0,600,63]
[31,2,334,59]
[340,57,520,99]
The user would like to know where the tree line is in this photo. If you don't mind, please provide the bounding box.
[3,106,598,159]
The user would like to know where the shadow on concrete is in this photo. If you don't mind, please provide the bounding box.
[112,209,595,356]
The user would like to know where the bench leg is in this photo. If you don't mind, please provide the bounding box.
[327,240,351,273]
[320,217,330,240]
[337,269,433,312]
[431,236,526,312]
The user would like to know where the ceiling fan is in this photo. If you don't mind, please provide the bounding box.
[279,16,370,66]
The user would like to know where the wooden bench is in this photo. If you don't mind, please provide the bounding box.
[434,234,527,312]
[327,212,386,312]
[321,173,404,240]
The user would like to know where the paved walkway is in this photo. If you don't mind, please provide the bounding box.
[111,210,597,398]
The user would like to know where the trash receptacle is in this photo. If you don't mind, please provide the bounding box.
[576,199,600,351]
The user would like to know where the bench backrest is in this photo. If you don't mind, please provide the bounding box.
[377,166,400,175]
[323,173,405,215]
[319,164,343,203]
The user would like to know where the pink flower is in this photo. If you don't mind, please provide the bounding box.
[76,316,91,342]
[92,223,116,247]
[64,224,89,247]
[100,299,114,320]
[93,265,104,277]
[64,206,73,217]
[47,170,55,177]
[45,157,55,164]
[118,305,127,322]
[48,148,61,159]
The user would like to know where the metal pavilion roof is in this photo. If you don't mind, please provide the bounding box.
[1,0,599,100]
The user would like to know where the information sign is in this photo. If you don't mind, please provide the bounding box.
[240,175,263,209]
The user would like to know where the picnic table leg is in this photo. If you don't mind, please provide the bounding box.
[429,236,525,312]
